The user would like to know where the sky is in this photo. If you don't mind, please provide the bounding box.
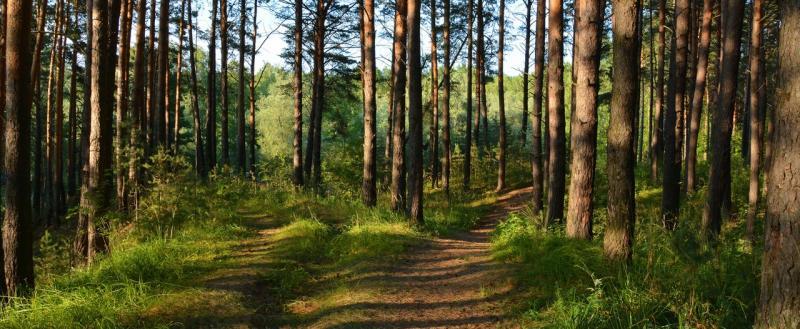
[193,0,539,77]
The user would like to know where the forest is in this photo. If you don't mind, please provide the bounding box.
[0,0,796,327]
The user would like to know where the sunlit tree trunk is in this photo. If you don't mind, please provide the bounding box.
[463,0,472,190]
[531,0,545,213]
[4,0,34,296]
[605,0,639,262]
[442,0,452,193]
[115,0,133,209]
[685,0,713,193]
[249,1,257,176]
[362,0,377,206]
[391,0,407,211]
[745,0,763,241]
[174,0,187,153]
[407,0,424,224]
[429,0,439,188]
[31,0,46,222]
[187,0,206,178]
[755,2,800,326]
[546,0,566,226]
[496,0,507,192]
[130,0,148,196]
[292,0,303,186]
[155,0,169,148]
[702,0,744,240]
[650,0,665,182]
[206,0,218,170]
[236,0,246,173]
[220,0,229,165]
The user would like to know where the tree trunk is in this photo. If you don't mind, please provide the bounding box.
[605,0,639,262]
[391,0,407,211]
[531,0,545,213]
[745,0,763,242]
[307,0,329,186]
[429,0,439,188]
[3,0,34,296]
[546,0,566,226]
[116,0,133,209]
[702,0,744,240]
[75,0,93,264]
[463,0,472,190]
[68,3,79,199]
[496,0,507,192]
[155,0,169,147]
[442,0,452,193]
[187,0,206,178]
[566,0,604,240]
[54,0,70,219]
[661,0,690,230]
[236,0,246,172]
[145,0,155,154]
[220,0,229,165]
[31,0,46,222]
[362,0,377,206]
[650,0,665,182]
[755,2,800,326]
[130,0,149,194]
[475,0,484,158]
[206,0,218,170]
[44,0,65,224]
[407,0,424,224]
[174,0,186,153]
[292,0,303,186]
[685,0,713,193]
[85,0,118,264]
[248,1,257,176]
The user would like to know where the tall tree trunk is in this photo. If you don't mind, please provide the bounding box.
[605,0,639,262]
[174,0,186,153]
[496,0,507,192]
[745,0,763,242]
[546,0,566,226]
[362,0,377,206]
[475,0,484,158]
[155,0,168,148]
[566,0,604,240]
[145,0,155,154]
[650,0,665,182]
[391,0,407,211]
[220,0,229,165]
[68,3,79,199]
[248,1,257,176]
[129,0,148,200]
[4,0,34,296]
[292,0,303,186]
[407,0,424,224]
[85,0,118,264]
[662,0,690,230]
[442,0,452,193]
[685,0,713,193]
[429,0,439,188]
[45,0,65,224]
[307,0,329,186]
[531,0,545,213]
[75,0,93,264]
[187,0,206,177]
[702,0,744,240]
[236,0,246,172]
[54,0,70,219]
[31,0,46,222]
[755,2,800,326]
[206,0,218,170]
[115,0,132,209]
[463,0,472,190]
[523,0,532,160]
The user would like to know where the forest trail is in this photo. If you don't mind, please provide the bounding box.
[297,187,532,329]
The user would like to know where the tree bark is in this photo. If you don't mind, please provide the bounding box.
[292,0,303,186]
[362,0,377,206]
[566,0,604,240]
[31,0,46,221]
[391,0,407,211]
[155,0,169,147]
[649,0,665,182]
[220,0,229,165]
[248,1,257,176]
[174,0,186,153]
[187,0,206,178]
[442,0,452,193]
[475,0,485,158]
[546,0,566,226]
[407,0,424,224]
[755,2,800,326]
[496,0,507,192]
[206,0,218,170]
[68,2,79,199]
[605,0,639,262]
[531,0,545,213]
[702,0,744,240]
[661,0,689,230]
[116,0,133,209]
[745,0,763,242]
[429,0,439,188]
[4,0,34,296]
[685,0,713,193]
[236,0,246,172]
[463,0,473,190]
[131,0,149,192]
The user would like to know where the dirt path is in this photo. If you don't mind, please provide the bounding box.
[308,187,532,329]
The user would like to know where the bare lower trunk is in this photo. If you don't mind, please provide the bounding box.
[442,0,451,193]
[685,0,713,193]
[496,0,507,192]
[292,0,303,186]
[362,0,377,206]
[463,0,473,190]
[531,0,545,213]
[650,0,665,182]
[391,0,407,211]
[220,0,229,165]
[546,0,566,226]
[745,0,763,242]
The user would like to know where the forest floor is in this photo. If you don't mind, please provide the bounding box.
[170,187,532,328]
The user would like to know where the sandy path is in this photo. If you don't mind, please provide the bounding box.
[311,187,532,329]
